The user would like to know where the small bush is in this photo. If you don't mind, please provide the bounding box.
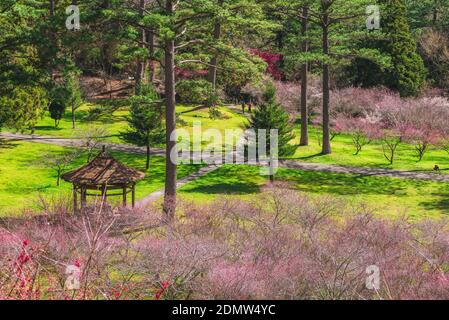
[208,107,229,120]
[84,104,121,121]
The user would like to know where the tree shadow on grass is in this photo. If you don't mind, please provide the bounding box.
[286,153,326,161]
[0,139,19,149]
[62,110,90,122]
[181,166,261,195]
[58,109,126,125]
[178,105,207,114]
[33,126,62,131]
[277,170,427,196]
[419,192,449,213]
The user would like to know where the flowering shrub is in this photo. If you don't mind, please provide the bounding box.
[274,79,322,117]
[175,67,208,79]
[0,203,159,300]
[398,98,449,161]
[2,188,449,300]
[334,117,382,155]
[250,49,283,80]
[311,87,449,162]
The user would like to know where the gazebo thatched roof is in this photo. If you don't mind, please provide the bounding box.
[62,148,145,185]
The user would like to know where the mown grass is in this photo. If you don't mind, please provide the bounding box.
[30,103,128,143]
[23,103,248,147]
[288,125,449,173]
[10,100,448,172]
[29,102,449,173]
[1,141,447,220]
[3,103,449,219]
[0,141,202,216]
[178,164,449,220]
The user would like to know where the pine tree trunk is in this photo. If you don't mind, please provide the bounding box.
[135,0,147,94]
[57,169,61,187]
[163,0,177,221]
[148,30,155,83]
[300,6,309,146]
[72,102,76,129]
[146,141,150,170]
[321,13,331,155]
[50,0,55,16]
[207,0,224,91]
[49,0,56,79]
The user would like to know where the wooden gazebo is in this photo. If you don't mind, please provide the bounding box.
[62,146,145,213]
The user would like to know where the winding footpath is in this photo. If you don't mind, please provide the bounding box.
[2,131,449,205]
[278,160,449,182]
[0,132,166,156]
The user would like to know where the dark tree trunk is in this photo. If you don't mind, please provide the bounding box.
[135,0,147,94]
[148,30,155,83]
[146,141,150,170]
[321,12,331,155]
[207,0,224,91]
[300,6,309,146]
[163,0,177,221]
[48,0,56,78]
[57,169,61,187]
[50,0,55,16]
[72,102,76,129]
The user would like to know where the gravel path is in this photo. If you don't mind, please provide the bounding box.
[3,132,449,185]
[0,132,165,156]
[279,160,449,182]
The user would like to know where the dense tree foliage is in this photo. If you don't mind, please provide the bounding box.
[381,0,427,96]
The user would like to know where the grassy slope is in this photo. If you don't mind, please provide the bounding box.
[0,141,202,216]
[28,103,248,147]
[31,103,128,143]
[179,165,449,220]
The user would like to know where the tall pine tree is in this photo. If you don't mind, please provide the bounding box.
[381,0,426,97]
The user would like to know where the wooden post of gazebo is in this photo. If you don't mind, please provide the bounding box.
[81,186,87,210]
[132,183,136,208]
[122,184,127,207]
[73,185,78,214]
[62,147,145,213]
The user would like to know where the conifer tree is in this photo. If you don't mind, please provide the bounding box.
[122,85,165,170]
[246,82,297,182]
[381,0,427,97]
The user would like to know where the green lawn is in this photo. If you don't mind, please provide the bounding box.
[11,101,448,173]
[2,141,448,220]
[31,102,128,143]
[179,164,449,220]
[28,102,449,173]
[0,141,202,216]
[288,125,449,173]
[23,103,248,148]
[4,102,449,220]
